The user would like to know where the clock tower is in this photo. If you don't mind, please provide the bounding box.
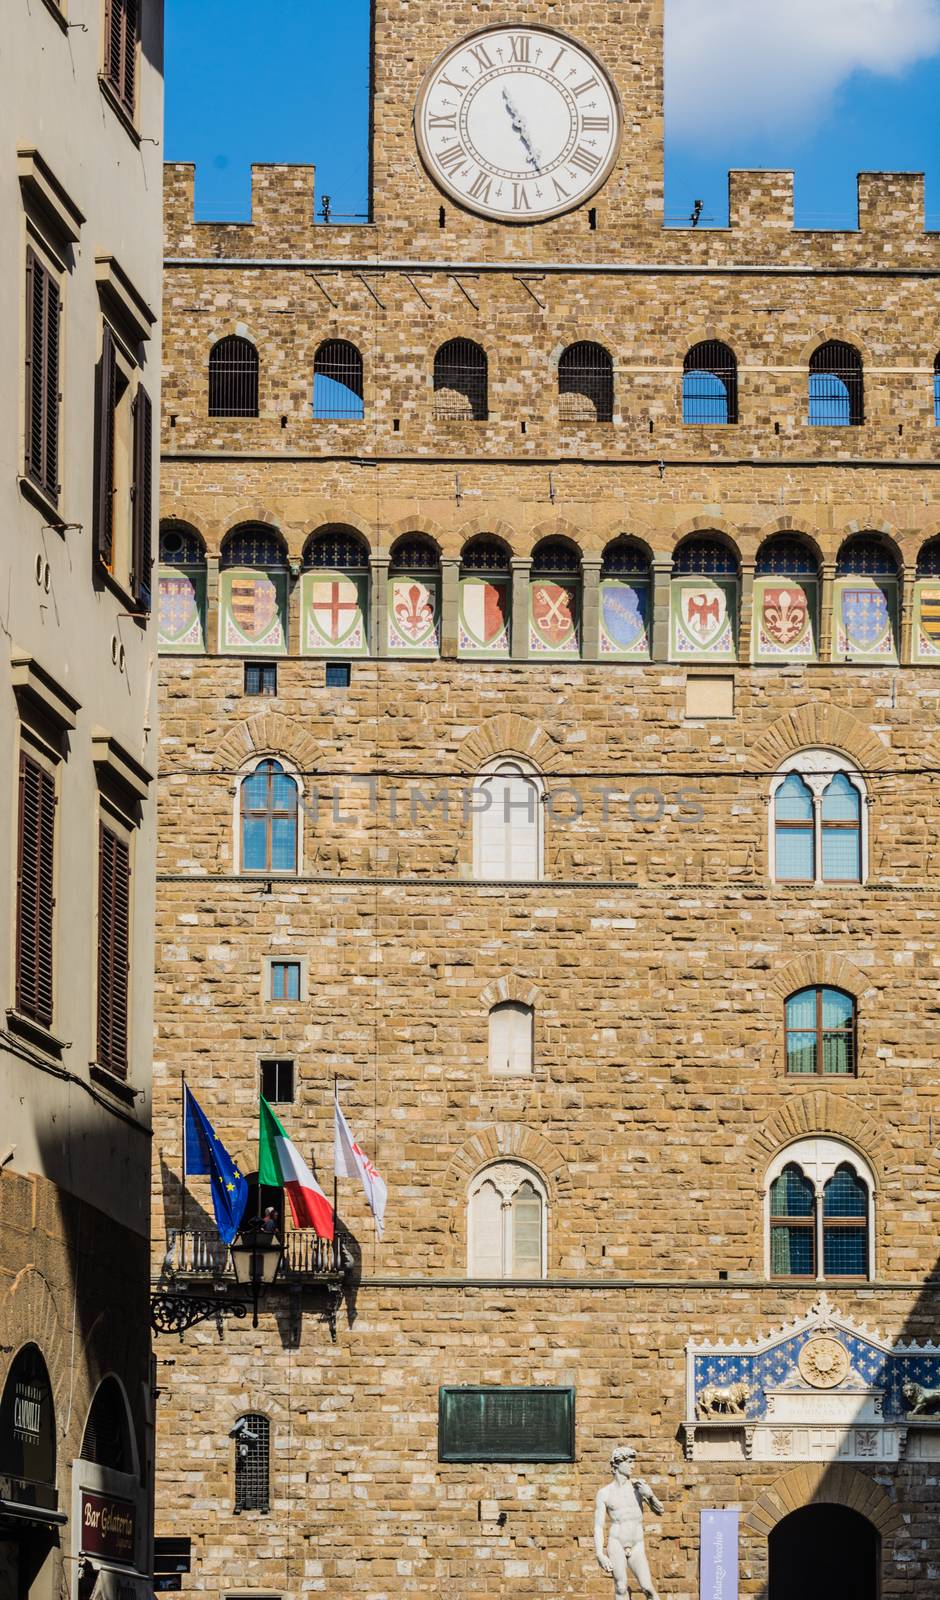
[369,0,664,242]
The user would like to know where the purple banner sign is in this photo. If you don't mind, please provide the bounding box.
[701,1509,739,1600]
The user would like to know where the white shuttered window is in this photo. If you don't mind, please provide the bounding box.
[473,760,543,881]
[489,1002,534,1075]
[468,1163,547,1279]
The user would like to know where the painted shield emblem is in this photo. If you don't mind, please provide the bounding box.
[762,586,809,649]
[683,586,726,647]
[392,580,436,646]
[842,587,889,650]
[602,583,647,652]
[309,578,362,644]
[461,579,509,649]
[230,576,277,642]
[919,587,940,644]
[532,582,576,648]
[159,574,198,642]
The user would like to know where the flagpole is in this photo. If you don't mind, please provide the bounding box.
[332,1075,339,1266]
[181,1073,188,1260]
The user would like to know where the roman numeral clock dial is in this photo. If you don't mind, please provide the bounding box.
[415,25,622,222]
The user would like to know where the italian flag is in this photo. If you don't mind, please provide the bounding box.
[258,1097,334,1240]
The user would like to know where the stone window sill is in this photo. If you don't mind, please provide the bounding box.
[6,1009,65,1060]
[90,1063,139,1105]
[98,76,141,147]
[18,474,65,531]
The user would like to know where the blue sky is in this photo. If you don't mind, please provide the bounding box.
[165,0,940,228]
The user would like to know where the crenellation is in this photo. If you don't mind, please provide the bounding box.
[728,170,795,234]
[858,171,927,234]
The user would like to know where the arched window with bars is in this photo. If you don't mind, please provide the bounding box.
[809,341,864,426]
[670,536,739,660]
[682,341,738,425]
[158,522,207,654]
[599,538,651,658]
[238,759,300,875]
[434,339,488,421]
[301,527,370,656]
[558,341,614,423]
[468,1162,546,1278]
[387,536,441,656]
[458,537,511,657]
[313,340,365,420]
[770,749,866,885]
[208,335,259,418]
[785,988,857,1077]
[529,538,581,656]
[752,534,819,661]
[767,1140,874,1282]
[833,533,899,662]
[218,524,288,656]
[233,1413,270,1513]
[915,535,940,660]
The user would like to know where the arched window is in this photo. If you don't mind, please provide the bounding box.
[209,336,259,418]
[558,342,614,423]
[771,750,866,884]
[220,525,287,571]
[785,988,856,1076]
[239,760,299,874]
[80,1377,135,1474]
[753,535,819,661]
[935,353,940,426]
[468,1163,546,1278]
[312,340,364,420]
[459,537,512,657]
[158,523,207,654]
[599,538,651,658]
[767,1138,874,1281]
[530,539,581,656]
[472,758,543,882]
[388,537,441,655]
[809,341,863,426]
[489,1002,534,1075]
[219,525,288,656]
[233,1413,270,1513]
[834,534,899,661]
[434,339,488,421]
[671,537,740,659]
[915,536,940,660]
[683,341,738,425]
[301,528,370,655]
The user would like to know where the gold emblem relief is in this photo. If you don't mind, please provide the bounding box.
[798,1337,851,1390]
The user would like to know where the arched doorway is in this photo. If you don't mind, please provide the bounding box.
[769,1505,879,1600]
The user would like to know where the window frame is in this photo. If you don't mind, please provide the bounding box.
[259,1058,295,1104]
[233,1412,270,1515]
[765,1138,875,1283]
[102,0,141,126]
[14,743,58,1031]
[488,1001,534,1076]
[24,244,62,509]
[236,759,301,876]
[96,815,132,1081]
[433,338,488,422]
[467,1162,548,1280]
[244,662,278,698]
[784,987,857,1078]
[769,750,867,886]
[209,335,260,419]
[557,341,614,424]
[471,757,544,883]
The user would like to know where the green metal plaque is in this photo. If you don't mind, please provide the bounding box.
[438,1386,575,1463]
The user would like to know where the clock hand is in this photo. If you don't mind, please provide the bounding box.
[501,86,542,171]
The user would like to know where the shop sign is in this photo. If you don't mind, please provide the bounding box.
[80,1492,136,1565]
[0,1345,56,1495]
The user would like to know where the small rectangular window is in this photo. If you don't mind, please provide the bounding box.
[260,1059,295,1103]
[244,662,278,697]
[325,662,351,689]
[154,1538,191,1593]
[270,962,301,1002]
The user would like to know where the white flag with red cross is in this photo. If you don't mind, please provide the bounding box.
[333,1096,388,1240]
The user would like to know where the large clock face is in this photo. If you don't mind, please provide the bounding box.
[415,25,622,223]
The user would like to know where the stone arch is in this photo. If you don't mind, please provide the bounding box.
[837,520,904,572]
[748,1463,901,1539]
[751,705,890,773]
[526,518,587,555]
[798,329,875,368]
[0,1267,67,1431]
[206,321,258,350]
[456,714,564,774]
[754,515,827,568]
[480,975,543,1012]
[744,1093,891,1187]
[767,952,875,1004]
[214,712,319,774]
[445,1126,573,1207]
[457,517,517,551]
[385,513,446,551]
[672,514,743,551]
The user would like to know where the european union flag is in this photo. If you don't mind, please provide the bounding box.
[184,1087,248,1245]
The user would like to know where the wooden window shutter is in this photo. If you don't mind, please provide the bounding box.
[24,249,61,505]
[94,327,117,568]
[15,753,56,1028]
[105,0,139,117]
[97,825,130,1077]
[131,385,153,610]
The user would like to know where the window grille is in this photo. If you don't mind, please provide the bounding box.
[809,341,863,426]
[390,537,439,571]
[303,529,369,569]
[836,534,897,577]
[934,353,940,426]
[531,539,581,575]
[917,538,940,578]
[326,662,351,688]
[683,341,738,425]
[80,1378,132,1472]
[234,1413,270,1513]
[461,537,510,572]
[434,339,488,421]
[673,538,738,576]
[160,525,205,567]
[756,536,818,577]
[558,341,614,423]
[602,539,650,577]
[785,988,856,1077]
[270,961,301,1001]
[244,662,277,697]
[221,526,286,570]
[241,762,298,874]
[313,340,364,419]
[260,1058,295,1103]
[209,336,259,419]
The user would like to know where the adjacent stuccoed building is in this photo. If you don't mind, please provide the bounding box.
[153,2,940,1597]
[0,5,163,1600]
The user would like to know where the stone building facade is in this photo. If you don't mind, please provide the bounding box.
[154,2,940,1596]
[0,4,163,1600]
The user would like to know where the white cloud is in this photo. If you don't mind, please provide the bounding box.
[666,0,940,141]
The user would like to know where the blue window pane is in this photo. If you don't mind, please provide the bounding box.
[270,816,297,872]
[786,989,816,1031]
[775,773,814,821]
[824,1226,867,1277]
[824,1166,868,1218]
[313,373,365,420]
[271,962,301,1001]
[771,1165,814,1218]
[242,772,269,811]
[822,988,854,1029]
[822,827,861,882]
[786,1031,817,1074]
[272,774,298,814]
[683,371,729,425]
[776,827,814,881]
[242,816,267,872]
[772,1226,814,1277]
[935,373,940,427]
[821,774,860,823]
[810,373,850,426]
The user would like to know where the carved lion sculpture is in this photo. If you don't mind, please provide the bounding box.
[696,1381,751,1420]
[903,1380,940,1417]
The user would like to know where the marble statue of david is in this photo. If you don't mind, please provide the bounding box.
[594,1445,663,1600]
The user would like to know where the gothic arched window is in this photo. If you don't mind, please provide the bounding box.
[313,340,364,420]
[239,759,300,874]
[767,1139,874,1282]
[434,339,488,421]
[558,342,614,422]
[468,1163,546,1279]
[158,523,207,654]
[809,341,863,426]
[771,751,866,884]
[683,341,738,425]
[472,758,543,882]
[209,336,259,418]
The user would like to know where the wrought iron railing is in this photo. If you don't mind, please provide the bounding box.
[160,1229,346,1280]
